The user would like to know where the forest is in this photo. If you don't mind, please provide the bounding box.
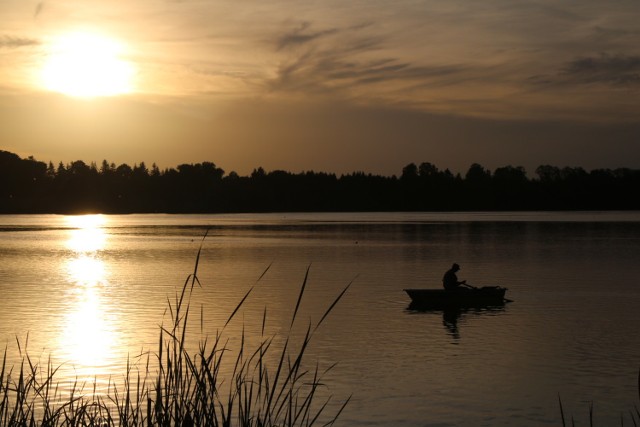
[1,149,639,213]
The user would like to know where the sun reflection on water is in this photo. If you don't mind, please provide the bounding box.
[59,215,120,381]
[67,256,105,285]
[65,214,107,253]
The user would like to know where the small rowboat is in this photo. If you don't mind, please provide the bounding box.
[404,286,508,309]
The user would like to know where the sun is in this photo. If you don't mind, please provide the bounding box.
[40,31,136,98]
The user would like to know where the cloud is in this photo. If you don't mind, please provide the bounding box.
[0,35,39,49]
[561,53,640,86]
[591,26,638,43]
[34,2,44,19]
[268,22,464,97]
[327,58,463,86]
[528,53,640,91]
[276,21,339,51]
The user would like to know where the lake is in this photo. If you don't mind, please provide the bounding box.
[1,212,639,426]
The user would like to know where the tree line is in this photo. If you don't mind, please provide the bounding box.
[1,150,639,214]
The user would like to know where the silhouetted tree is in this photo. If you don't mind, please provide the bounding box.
[401,163,419,180]
[493,165,529,209]
[463,163,493,210]
[418,162,438,178]
[1,150,638,213]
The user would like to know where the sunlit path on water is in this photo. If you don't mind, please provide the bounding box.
[56,215,124,392]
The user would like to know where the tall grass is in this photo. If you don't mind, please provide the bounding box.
[0,235,352,426]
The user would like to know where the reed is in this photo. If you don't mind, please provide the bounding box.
[0,234,352,426]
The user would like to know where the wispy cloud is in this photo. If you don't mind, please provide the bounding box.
[276,21,339,51]
[0,35,39,49]
[531,53,640,88]
[268,22,464,97]
[34,2,44,19]
[561,53,640,86]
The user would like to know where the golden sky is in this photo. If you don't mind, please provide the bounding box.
[1,0,639,175]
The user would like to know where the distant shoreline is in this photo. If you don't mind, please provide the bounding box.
[2,150,639,214]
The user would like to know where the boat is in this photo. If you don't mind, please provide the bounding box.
[404,286,509,309]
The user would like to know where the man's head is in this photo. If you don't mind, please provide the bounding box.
[452,263,460,271]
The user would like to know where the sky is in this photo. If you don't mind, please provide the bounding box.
[1,0,639,177]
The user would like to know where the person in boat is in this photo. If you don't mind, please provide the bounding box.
[443,263,473,291]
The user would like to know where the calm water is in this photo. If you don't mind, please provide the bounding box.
[1,212,639,426]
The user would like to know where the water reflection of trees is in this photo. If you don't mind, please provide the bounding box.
[2,149,639,213]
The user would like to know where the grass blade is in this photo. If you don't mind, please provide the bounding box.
[314,277,355,333]
[559,394,566,427]
[291,265,311,329]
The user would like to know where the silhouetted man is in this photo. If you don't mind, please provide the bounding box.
[443,263,471,290]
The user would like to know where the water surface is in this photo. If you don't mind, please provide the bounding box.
[1,212,639,426]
